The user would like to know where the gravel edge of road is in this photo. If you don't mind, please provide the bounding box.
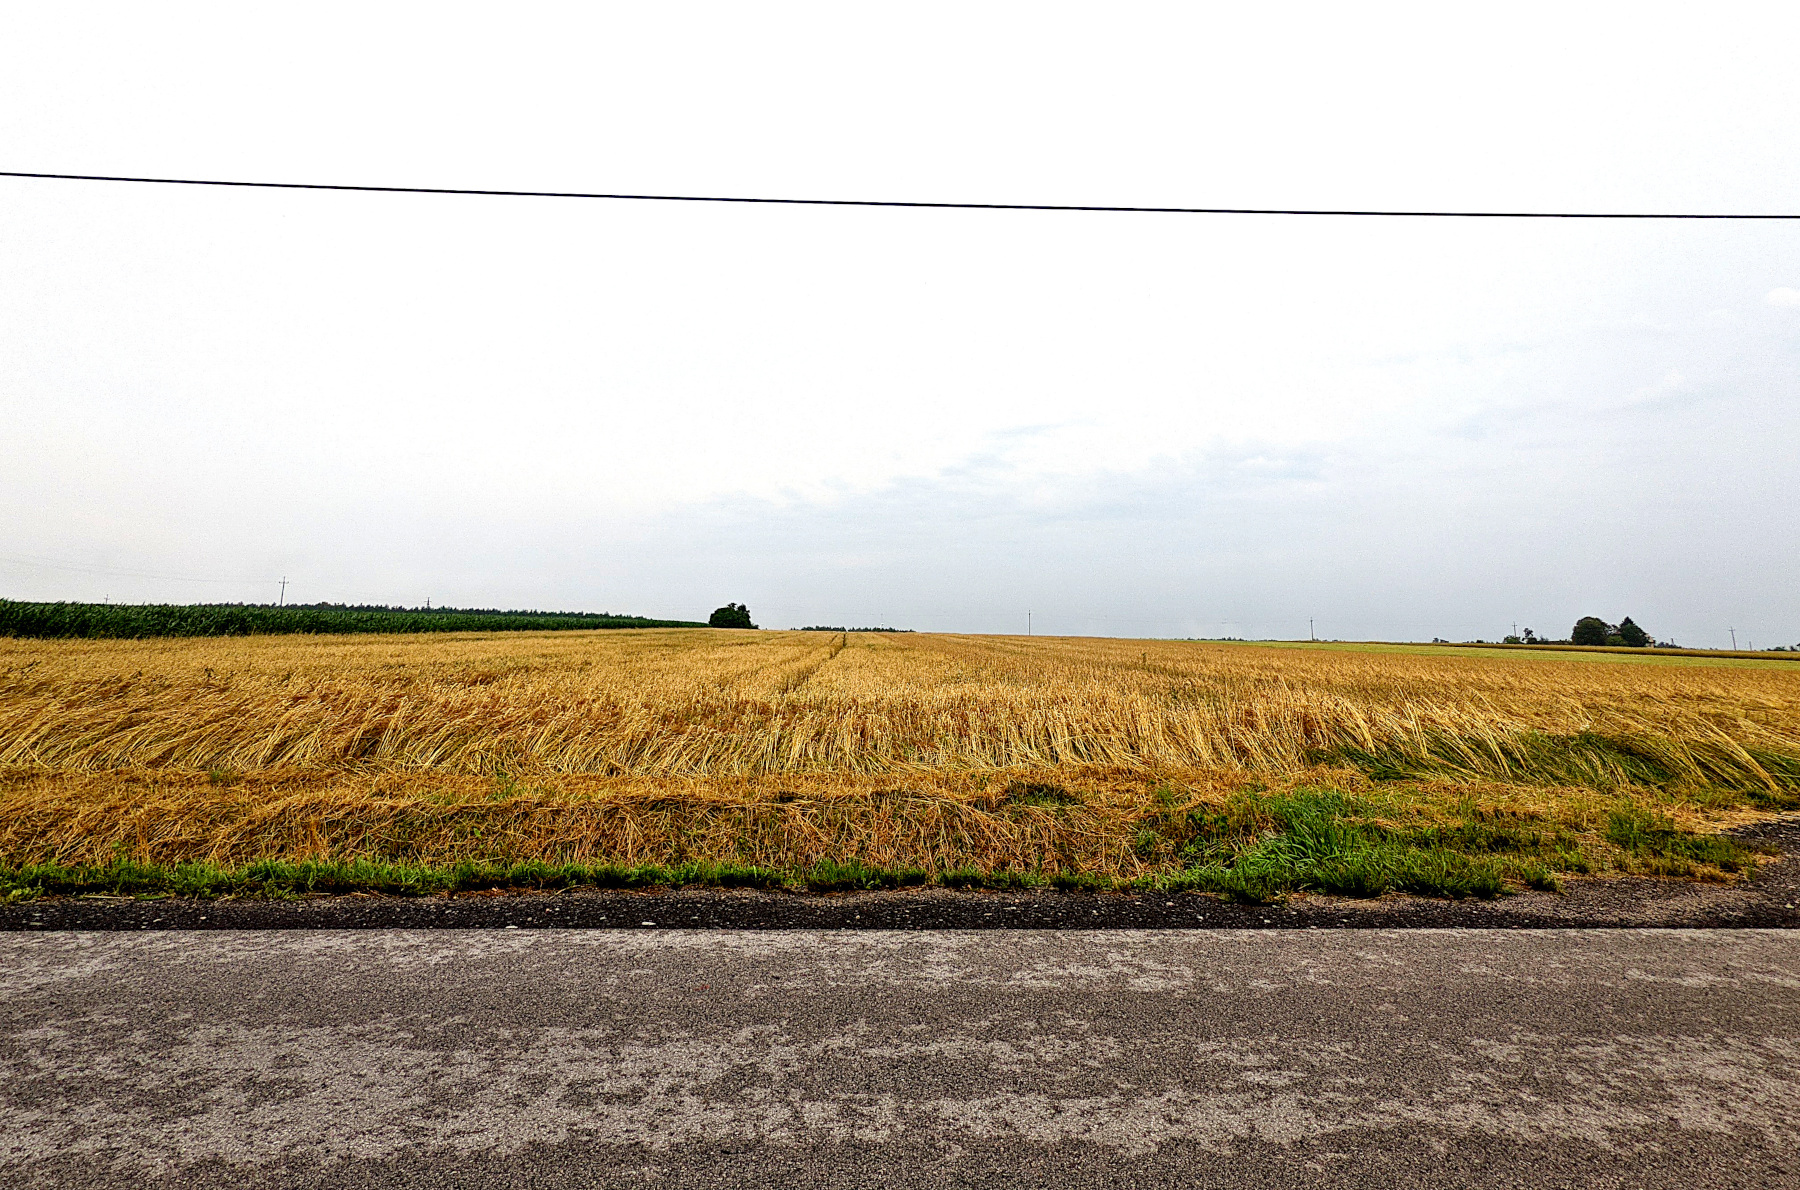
[5,818,1797,933]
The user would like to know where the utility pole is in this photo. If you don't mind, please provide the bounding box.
[278,576,288,607]
[1729,628,1737,650]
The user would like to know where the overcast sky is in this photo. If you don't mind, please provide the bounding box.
[2,3,1797,646]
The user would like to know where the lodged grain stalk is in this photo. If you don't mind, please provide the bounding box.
[3,631,1797,883]
[2,631,1796,789]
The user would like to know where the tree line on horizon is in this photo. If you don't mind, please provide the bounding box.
[1502,616,1662,648]
[3,596,913,640]
[0,599,704,639]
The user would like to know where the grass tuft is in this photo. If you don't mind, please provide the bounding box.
[1137,788,1606,901]
[804,859,930,892]
[1603,805,1768,876]
[1002,781,1083,807]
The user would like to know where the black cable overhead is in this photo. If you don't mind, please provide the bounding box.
[1,170,1796,219]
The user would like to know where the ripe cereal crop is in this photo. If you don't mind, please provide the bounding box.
[3,630,1796,898]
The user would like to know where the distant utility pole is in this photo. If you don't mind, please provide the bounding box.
[278,576,288,606]
[1310,618,1315,641]
[1729,628,1738,650]
[1027,610,1032,637]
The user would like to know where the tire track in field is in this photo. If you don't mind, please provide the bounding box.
[778,633,850,695]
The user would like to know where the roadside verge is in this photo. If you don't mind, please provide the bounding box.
[6,820,1794,932]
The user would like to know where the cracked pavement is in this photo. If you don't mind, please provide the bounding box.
[2,929,1797,1188]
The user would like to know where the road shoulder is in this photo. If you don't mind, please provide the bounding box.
[6,818,1795,933]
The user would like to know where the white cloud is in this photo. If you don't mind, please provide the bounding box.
[1767,287,1800,306]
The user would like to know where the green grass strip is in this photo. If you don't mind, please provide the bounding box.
[2,787,1766,904]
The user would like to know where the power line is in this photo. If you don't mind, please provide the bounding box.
[2,170,1797,219]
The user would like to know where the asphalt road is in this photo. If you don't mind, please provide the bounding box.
[3,929,1796,1189]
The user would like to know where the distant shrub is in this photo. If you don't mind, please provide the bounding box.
[1571,617,1610,646]
[798,625,912,633]
[709,602,757,629]
[1571,615,1653,648]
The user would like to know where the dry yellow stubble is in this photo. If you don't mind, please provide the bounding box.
[2,630,1796,872]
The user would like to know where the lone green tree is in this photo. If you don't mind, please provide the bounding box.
[1571,616,1610,646]
[709,602,757,629]
[1616,617,1650,648]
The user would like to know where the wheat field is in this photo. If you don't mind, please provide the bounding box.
[3,629,1797,885]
